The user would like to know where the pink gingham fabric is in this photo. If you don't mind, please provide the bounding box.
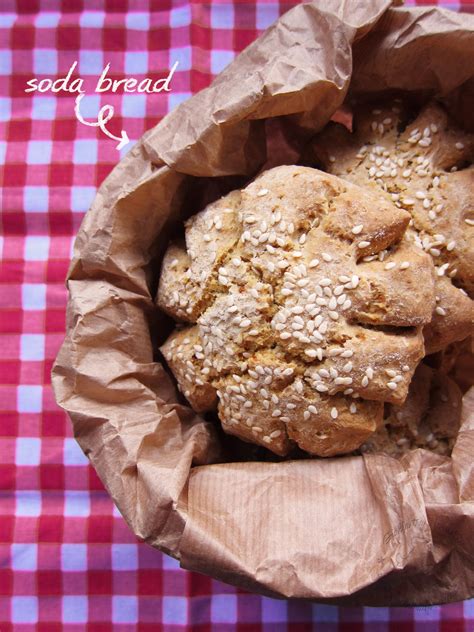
[1,1,474,630]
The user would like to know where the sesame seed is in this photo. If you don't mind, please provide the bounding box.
[329,155,336,162]
[272,409,282,417]
[387,382,398,390]
[399,261,410,269]
[455,142,465,150]
[418,138,431,147]
[446,241,456,251]
[257,188,269,196]
[358,241,371,248]
[464,218,474,226]
[435,306,447,316]
[352,224,364,235]
[303,410,310,420]
[308,404,318,414]
[322,252,332,262]
[316,384,328,393]
[330,407,338,419]
[361,376,369,387]
[384,262,396,270]
[305,349,318,358]
[239,319,251,328]
[350,403,357,414]
[402,169,412,178]
[437,263,449,276]
[402,198,415,206]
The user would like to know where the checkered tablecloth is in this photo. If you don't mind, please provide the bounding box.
[1,1,474,629]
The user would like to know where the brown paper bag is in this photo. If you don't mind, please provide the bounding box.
[52,1,474,605]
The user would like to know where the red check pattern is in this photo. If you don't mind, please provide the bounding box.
[1,1,474,629]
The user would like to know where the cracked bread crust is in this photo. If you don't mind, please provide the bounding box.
[360,363,462,457]
[158,165,436,457]
[304,100,474,354]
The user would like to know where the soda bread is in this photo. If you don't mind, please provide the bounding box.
[158,166,437,457]
[360,363,462,457]
[304,100,474,353]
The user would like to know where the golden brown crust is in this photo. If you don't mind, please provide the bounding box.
[360,363,463,457]
[304,100,474,352]
[158,165,437,457]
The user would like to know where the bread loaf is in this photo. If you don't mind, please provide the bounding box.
[304,100,474,354]
[158,166,437,456]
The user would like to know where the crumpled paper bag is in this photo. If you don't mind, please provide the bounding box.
[52,0,474,605]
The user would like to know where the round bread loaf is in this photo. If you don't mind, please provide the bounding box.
[304,100,474,354]
[158,165,437,457]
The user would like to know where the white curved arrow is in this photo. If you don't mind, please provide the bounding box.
[74,94,130,150]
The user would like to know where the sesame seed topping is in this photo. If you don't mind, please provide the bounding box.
[437,263,449,276]
[352,224,364,235]
[387,382,398,390]
[322,252,333,262]
[305,349,318,358]
[399,261,410,269]
[330,407,338,419]
[350,403,357,414]
[257,188,269,197]
[435,306,447,316]
[358,241,371,248]
[465,218,474,226]
[384,262,396,270]
[329,155,336,162]
[455,142,465,150]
